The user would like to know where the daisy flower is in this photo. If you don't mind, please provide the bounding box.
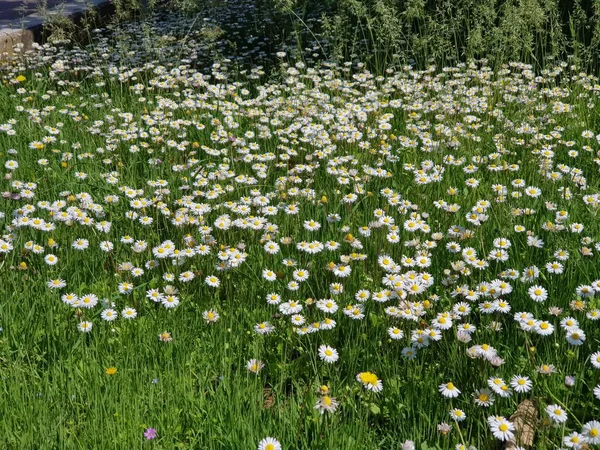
[78,321,93,333]
[388,327,404,340]
[247,359,265,374]
[333,264,352,277]
[488,416,515,441]
[203,310,219,323]
[449,408,466,422]
[292,269,309,281]
[545,404,568,423]
[590,351,600,369]
[72,238,90,250]
[161,295,180,308]
[566,329,586,346]
[510,375,532,393]
[101,309,118,321]
[44,254,58,265]
[315,395,338,414]
[262,269,277,282]
[205,275,220,288]
[303,220,321,231]
[439,382,460,398]
[538,364,556,375]
[47,279,66,289]
[473,388,495,407]
[254,322,275,335]
[582,420,600,444]
[257,437,281,450]
[563,431,587,449]
[318,345,339,363]
[121,307,137,319]
[528,285,548,302]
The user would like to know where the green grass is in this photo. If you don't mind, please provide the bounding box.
[1,12,600,449]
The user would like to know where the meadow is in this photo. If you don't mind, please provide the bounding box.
[2,2,600,449]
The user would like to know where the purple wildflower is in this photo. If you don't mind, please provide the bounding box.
[144,428,157,440]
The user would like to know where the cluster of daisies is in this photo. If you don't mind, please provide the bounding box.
[3,7,600,446]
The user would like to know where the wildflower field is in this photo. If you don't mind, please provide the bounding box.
[2,3,600,449]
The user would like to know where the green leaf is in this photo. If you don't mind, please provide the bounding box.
[369,312,378,327]
[149,277,159,289]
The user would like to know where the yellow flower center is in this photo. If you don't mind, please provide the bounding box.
[359,372,378,385]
